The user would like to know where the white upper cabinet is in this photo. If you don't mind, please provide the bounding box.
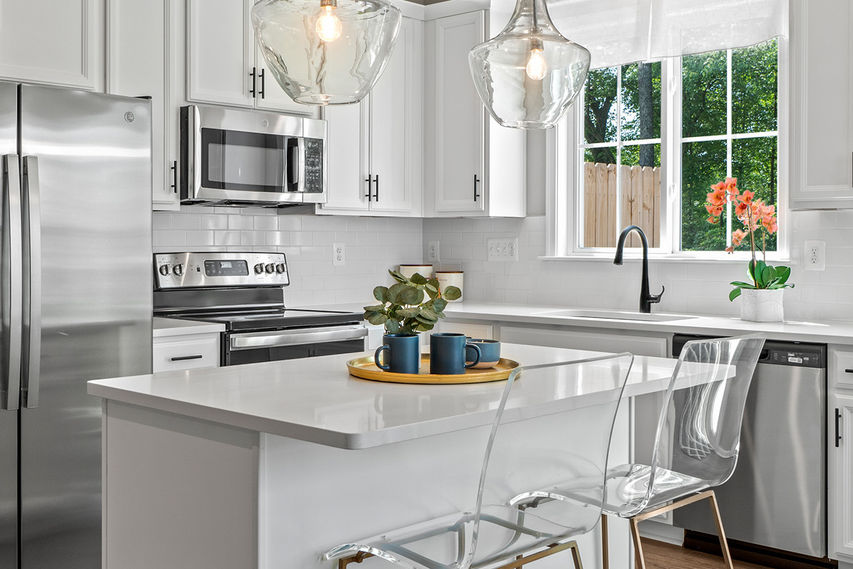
[0,0,104,91]
[425,10,525,218]
[187,0,319,116]
[108,0,182,210]
[318,17,423,216]
[790,0,853,209]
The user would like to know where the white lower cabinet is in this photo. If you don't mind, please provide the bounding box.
[153,333,220,372]
[830,346,853,561]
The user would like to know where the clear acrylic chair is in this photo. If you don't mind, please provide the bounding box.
[323,353,635,569]
[598,334,766,569]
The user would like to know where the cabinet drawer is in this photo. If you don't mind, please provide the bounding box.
[830,347,853,390]
[153,334,220,372]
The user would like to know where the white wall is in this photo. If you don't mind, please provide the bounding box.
[422,210,853,322]
[153,207,423,307]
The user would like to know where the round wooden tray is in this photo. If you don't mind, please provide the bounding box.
[347,355,519,385]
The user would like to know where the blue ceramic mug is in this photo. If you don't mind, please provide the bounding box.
[466,339,501,369]
[374,334,420,374]
[430,333,481,375]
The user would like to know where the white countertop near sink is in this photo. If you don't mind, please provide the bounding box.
[153,317,225,338]
[294,302,853,345]
[89,343,685,449]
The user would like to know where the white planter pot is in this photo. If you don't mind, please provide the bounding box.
[739,288,784,322]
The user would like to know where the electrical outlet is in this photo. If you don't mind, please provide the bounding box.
[427,241,440,262]
[333,243,346,266]
[487,238,519,261]
[804,240,825,271]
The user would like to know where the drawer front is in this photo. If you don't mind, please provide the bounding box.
[153,334,220,372]
[831,347,853,390]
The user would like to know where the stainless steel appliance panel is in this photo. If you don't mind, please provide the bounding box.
[18,85,153,569]
[674,338,826,558]
[0,80,18,569]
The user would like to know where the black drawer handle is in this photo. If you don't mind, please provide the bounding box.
[844,369,853,374]
[836,409,843,448]
[170,354,203,362]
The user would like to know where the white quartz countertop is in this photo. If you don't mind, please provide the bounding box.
[153,317,225,338]
[296,302,853,345]
[89,343,685,450]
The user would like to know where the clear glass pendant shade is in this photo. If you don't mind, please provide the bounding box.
[252,0,402,105]
[468,0,590,129]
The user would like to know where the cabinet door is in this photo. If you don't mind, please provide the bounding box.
[369,17,422,214]
[187,0,254,107]
[791,0,853,209]
[0,0,103,90]
[254,46,320,117]
[432,11,486,214]
[830,393,853,561]
[107,0,179,210]
[318,102,370,213]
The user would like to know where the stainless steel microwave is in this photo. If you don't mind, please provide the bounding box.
[180,105,327,206]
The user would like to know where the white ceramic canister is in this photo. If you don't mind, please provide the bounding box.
[398,264,433,280]
[436,271,464,302]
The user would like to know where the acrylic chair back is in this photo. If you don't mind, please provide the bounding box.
[640,335,765,512]
[463,353,635,568]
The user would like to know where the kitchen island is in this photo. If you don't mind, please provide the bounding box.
[89,343,700,569]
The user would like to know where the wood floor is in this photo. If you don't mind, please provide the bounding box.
[642,539,773,569]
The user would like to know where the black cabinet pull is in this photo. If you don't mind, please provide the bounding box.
[249,67,257,97]
[170,160,177,194]
[844,369,853,374]
[364,176,372,201]
[170,354,203,362]
[374,174,379,201]
[473,174,480,201]
[836,408,843,447]
[259,69,265,99]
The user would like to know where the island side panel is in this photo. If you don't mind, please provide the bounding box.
[258,404,633,569]
[102,400,259,569]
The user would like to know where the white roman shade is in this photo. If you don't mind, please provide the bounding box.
[491,0,788,68]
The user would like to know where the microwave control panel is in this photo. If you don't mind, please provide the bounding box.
[303,138,324,193]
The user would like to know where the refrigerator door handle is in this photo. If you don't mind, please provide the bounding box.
[2,155,22,410]
[21,156,41,408]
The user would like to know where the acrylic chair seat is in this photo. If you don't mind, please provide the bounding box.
[603,463,708,518]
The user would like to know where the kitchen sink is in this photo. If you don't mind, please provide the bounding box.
[535,309,697,322]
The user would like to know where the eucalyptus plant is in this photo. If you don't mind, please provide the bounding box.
[364,270,462,335]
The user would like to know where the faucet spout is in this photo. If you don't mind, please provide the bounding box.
[613,225,664,313]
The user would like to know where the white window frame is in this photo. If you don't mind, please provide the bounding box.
[546,38,790,262]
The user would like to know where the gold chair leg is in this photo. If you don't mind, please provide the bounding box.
[708,491,735,569]
[568,541,584,569]
[629,517,646,569]
[600,514,609,569]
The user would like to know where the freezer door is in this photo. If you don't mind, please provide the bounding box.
[0,80,18,569]
[18,85,152,569]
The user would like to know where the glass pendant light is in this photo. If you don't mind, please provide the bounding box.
[468,0,590,129]
[252,0,402,105]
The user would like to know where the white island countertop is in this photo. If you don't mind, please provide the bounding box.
[89,343,690,450]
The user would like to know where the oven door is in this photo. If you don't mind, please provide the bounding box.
[224,324,368,366]
[183,105,308,205]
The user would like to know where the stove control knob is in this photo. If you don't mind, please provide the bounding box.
[173,264,184,276]
[158,264,169,276]
[275,263,286,274]
[265,263,275,274]
[254,263,264,274]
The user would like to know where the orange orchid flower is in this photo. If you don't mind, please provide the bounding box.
[740,189,754,204]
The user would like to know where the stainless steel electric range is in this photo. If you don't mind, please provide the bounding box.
[153,252,366,366]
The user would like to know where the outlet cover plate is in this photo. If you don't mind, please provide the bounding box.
[804,240,825,271]
[333,243,345,266]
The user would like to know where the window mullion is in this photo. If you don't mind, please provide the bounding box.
[726,49,733,247]
[615,67,622,238]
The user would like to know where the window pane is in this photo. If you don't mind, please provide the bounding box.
[582,153,618,247]
[681,140,727,251]
[621,62,661,141]
[584,67,618,144]
[620,144,661,247]
[732,137,778,252]
[682,50,727,138]
[733,39,778,134]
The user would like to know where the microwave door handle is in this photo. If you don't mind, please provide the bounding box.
[296,138,305,192]
[2,155,22,411]
[21,156,41,409]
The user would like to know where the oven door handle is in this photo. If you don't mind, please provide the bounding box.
[229,325,367,351]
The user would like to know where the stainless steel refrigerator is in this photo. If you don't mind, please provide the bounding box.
[0,83,152,569]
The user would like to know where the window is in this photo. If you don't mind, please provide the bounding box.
[562,39,781,256]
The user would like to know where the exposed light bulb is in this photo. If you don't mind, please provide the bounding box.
[315,1,342,42]
[525,41,547,81]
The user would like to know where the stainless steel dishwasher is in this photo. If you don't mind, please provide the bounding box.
[671,335,827,560]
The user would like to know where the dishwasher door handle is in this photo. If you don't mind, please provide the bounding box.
[230,325,367,351]
[836,408,843,448]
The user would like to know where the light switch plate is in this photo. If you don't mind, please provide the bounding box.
[488,238,519,261]
[427,241,440,262]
